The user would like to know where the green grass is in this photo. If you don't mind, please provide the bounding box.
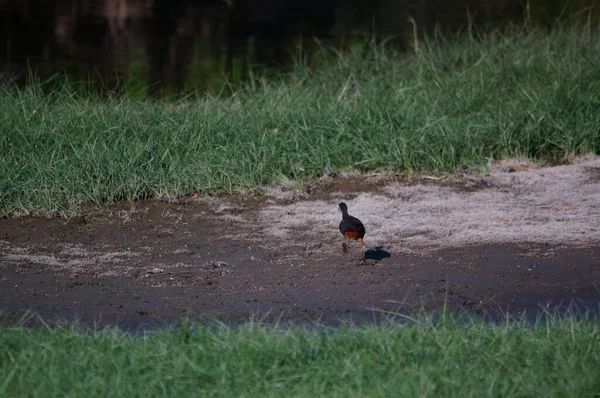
[1,26,599,216]
[1,314,599,397]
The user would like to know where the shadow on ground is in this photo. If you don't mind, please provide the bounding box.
[365,246,392,262]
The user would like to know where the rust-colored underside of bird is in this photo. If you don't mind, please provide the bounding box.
[343,231,363,240]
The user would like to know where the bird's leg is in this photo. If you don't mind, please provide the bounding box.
[342,238,350,256]
[359,239,366,265]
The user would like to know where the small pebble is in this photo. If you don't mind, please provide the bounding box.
[147,267,164,275]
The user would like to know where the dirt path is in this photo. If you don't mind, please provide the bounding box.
[1,157,599,329]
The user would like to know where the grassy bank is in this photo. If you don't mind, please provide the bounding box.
[1,314,599,397]
[1,26,599,216]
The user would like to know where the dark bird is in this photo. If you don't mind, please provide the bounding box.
[338,202,366,264]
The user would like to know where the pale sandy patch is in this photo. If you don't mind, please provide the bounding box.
[256,157,600,254]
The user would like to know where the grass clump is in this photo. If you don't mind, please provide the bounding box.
[1,314,599,397]
[1,26,599,216]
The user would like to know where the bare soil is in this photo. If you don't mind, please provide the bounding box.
[1,157,600,329]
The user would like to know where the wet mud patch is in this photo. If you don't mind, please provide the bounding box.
[1,157,600,329]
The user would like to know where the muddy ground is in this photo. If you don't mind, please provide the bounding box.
[1,157,600,330]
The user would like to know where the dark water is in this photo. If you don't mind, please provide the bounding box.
[0,0,595,95]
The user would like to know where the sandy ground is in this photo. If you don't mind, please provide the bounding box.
[1,157,599,329]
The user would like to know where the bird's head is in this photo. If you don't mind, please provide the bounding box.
[338,202,348,214]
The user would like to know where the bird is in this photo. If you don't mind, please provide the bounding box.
[338,202,366,264]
